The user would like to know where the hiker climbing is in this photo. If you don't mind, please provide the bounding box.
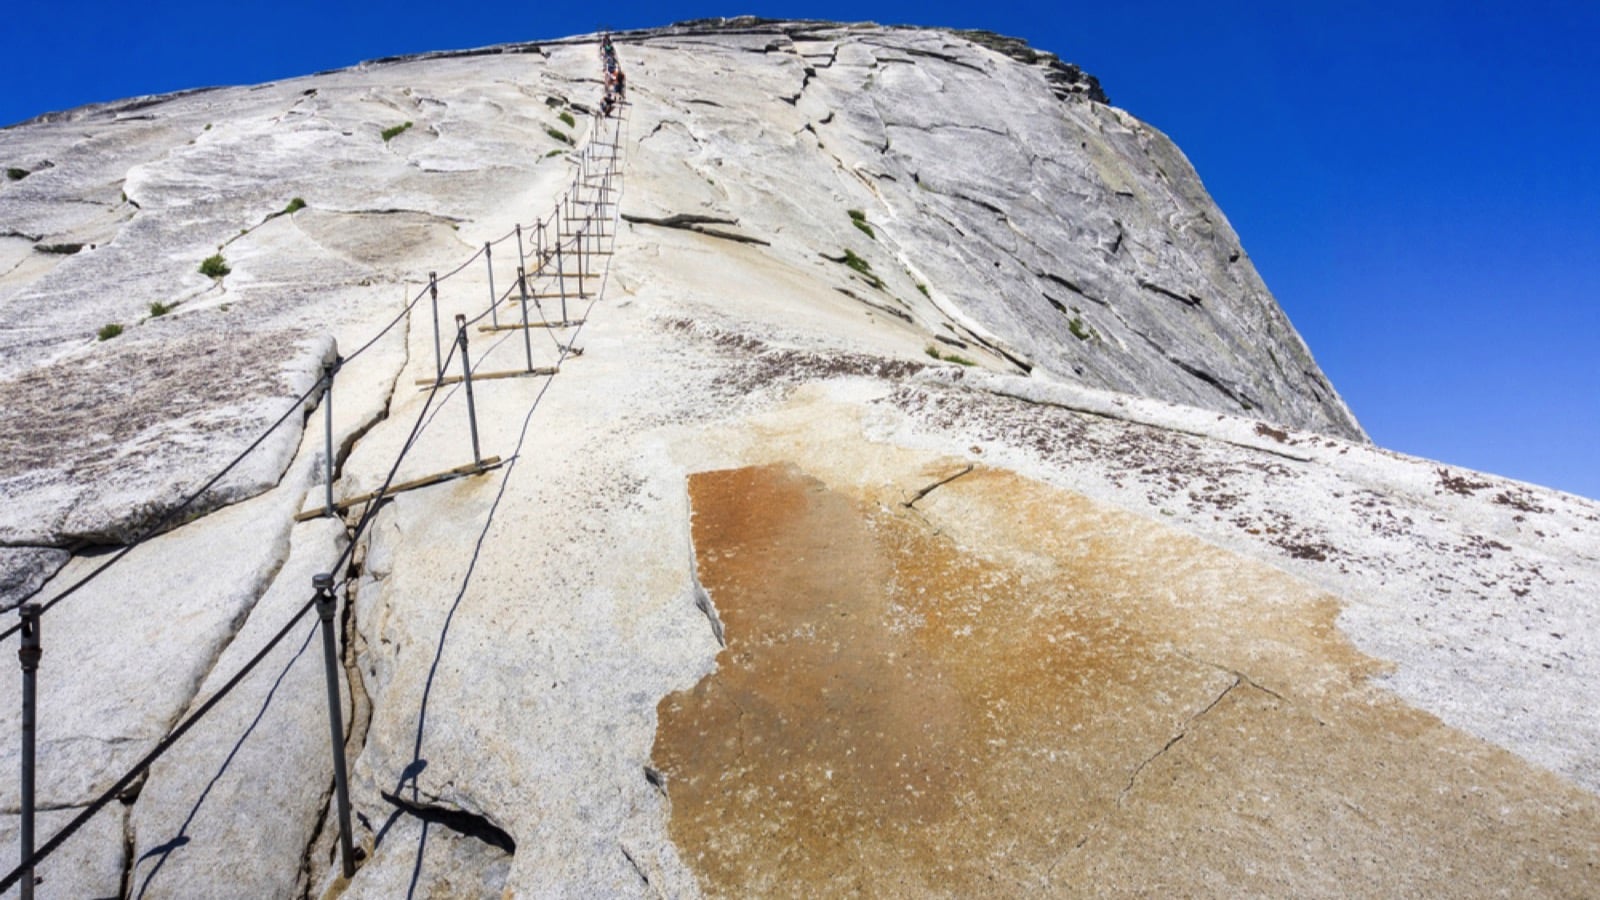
[599,32,624,115]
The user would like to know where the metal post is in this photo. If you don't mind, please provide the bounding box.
[18,604,40,900]
[313,575,357,880]
[582,224,595,297]
[556,233,568,324]
[455,315,482,467]
[515,224,526,277]
[484,243,498,328]
[428,272,442,381]
[322,359,338,517]
[518,267,534,373]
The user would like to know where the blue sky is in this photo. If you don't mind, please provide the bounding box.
[4,1,1596,499]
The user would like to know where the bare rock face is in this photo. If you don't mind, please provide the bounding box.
[621,18,1362,440]
[0,18,1594,899]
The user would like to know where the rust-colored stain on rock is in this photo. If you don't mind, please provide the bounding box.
[654,462,1600,896]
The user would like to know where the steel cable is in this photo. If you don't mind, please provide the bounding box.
[0,56,630,888]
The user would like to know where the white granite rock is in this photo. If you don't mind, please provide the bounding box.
[0,805,126,899]
[126,516,347,900]
[0,463,310,811]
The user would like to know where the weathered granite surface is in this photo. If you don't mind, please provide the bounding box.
[0,18,1593,899]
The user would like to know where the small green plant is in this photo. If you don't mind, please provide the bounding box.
[381,121,413,142]
[848,209,876,240]
[1068,316,1093,341]
[915,282,929,297]
[5,168,28,181]
[37,243,83,255]
[199,254,231,278]
[544,149,564,158]
[559,111,576,128]
[97,323,123,341]
[204,123,213,131]
[545,126,573,145]
[924,344,976,366]
[840,248,884,290]
[149,300,173,317]
[283,197,306,215]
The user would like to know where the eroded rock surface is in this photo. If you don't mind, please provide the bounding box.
[658,461,1600,895]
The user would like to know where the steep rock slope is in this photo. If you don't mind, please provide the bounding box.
[0,18,1594,899]
[621,20,1363,440]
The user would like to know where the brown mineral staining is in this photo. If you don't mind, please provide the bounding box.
[654,462,1600,896]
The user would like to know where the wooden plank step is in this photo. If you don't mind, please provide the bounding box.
[294,457,504,522]
[414,366,559,387]
[521,269,601,280]
[478,319,584,332]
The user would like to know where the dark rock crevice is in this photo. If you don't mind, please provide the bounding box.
[902,463,975,509]
[377,791,516,855]
[620,842,651,887]
[621,212,770,246]
[1137,278,1204,308]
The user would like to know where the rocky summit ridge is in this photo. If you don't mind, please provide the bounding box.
[0,18,1596,898]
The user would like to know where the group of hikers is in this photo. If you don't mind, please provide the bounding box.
[600,34,626,117]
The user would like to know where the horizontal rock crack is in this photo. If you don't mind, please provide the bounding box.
[379,790,515,855]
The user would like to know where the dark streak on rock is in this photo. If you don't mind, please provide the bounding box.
[621,213,770,246]
[1137,279,1203,307]
[379,791,516,855]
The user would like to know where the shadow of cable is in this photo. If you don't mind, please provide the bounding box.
[381,366,560,898]
[132,621,319,898]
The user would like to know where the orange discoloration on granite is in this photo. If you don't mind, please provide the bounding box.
[654,462,1600,896]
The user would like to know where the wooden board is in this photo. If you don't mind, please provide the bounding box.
[294,457,503,522]
[478,320,583,332]
[414,366,559,387]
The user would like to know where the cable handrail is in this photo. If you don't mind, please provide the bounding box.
[3,89,621,643]
[2,43,631,891]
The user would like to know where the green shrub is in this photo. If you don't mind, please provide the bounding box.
[544,149,564,158]
[840,248,884,290]
[559,111,576,128]
[848,210,876,240]
[5,168,28,181]
[149,301,173,317]
[924,345,975,366]
[199,254,231,278]
[915,282,929,297]
[1068,316,1093,341]
[381,121,413,142]
[37,243,83,255]
[97,323,123,341]
[283,197,306,215]
[545,126,573,145]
